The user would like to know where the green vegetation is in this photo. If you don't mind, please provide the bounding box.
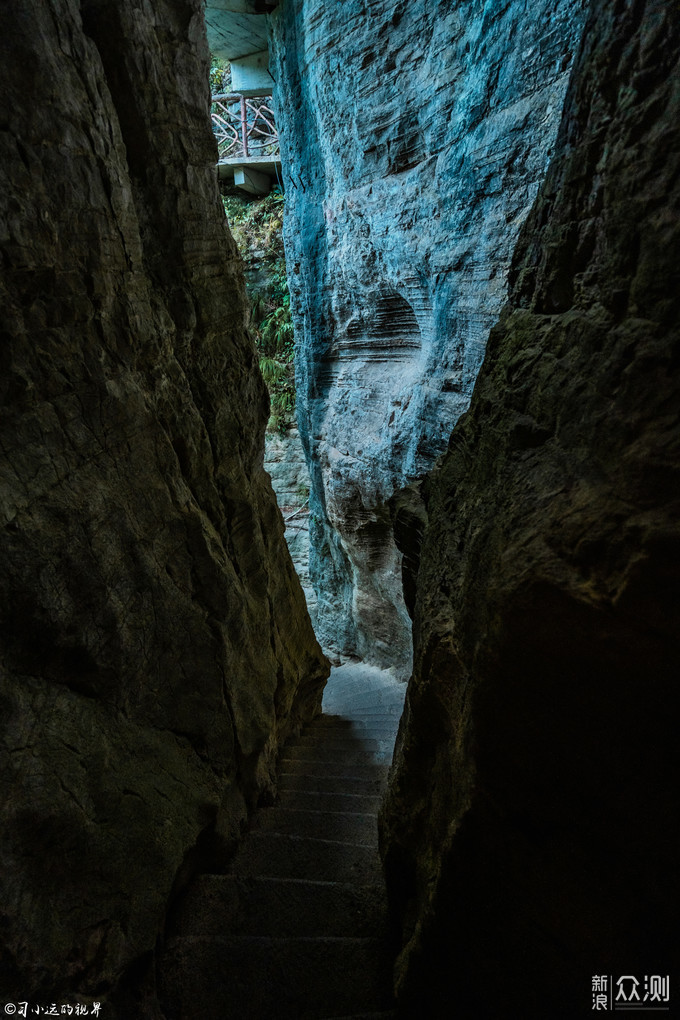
[211,53,293,432]
[222,187,295,433]
[210,57,231,94]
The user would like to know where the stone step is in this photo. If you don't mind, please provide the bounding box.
[303,730,399,750]
[320,706,400,720]
[233,831,380,883]
[250,806,378,846]
[323,682,406,701]
[327,672,405,685]
[278,771,388,796]
[308,715,398,732]
[314,702,402,716]
[322,697,404,715]
[278,757,390,779]
[293,732,389,748]
[169,874,388,939]
[294,733,385,752]
[306,714,357,729]
[322,688,401,709]
[333,709,403,723]
[311,721,400,738]
[330,1014,397,1019]
[282,745,385,766]
[278,788,382,814]
[322,670,395,686]
[322,695,403,710]
[322,668,405,691]
[287,737,397,767]
[159,935,394,1020]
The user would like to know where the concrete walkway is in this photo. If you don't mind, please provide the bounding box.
[159,661,407,1019]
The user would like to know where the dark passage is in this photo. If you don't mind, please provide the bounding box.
[1,0,678,1018]
[157,664,406,1019]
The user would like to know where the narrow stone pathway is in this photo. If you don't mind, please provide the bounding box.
[159,662,407,1019]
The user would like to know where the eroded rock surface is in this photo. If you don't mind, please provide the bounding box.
[265,427,315,612]
[0,0,327,1002]
[270,0,588,670]
[381,1,680,1014]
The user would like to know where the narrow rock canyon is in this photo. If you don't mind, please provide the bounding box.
[1,0,678,1017]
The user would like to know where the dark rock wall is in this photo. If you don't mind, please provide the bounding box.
[0,0,327,1001]
[380,0,680,1014]
[269,0,587,671]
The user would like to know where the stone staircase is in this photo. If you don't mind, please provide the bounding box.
[158,662,407,1020]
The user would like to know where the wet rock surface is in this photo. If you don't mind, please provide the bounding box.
[0,0,327,1002]
[270,0,588,670]
[380,1,680,1015]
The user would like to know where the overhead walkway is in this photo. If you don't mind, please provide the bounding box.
[211,91,280,194]
[206,1,281,194]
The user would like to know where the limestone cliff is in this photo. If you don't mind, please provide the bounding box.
[0,0,327,1002]
[380,0,680,1014]
[270,0,588,671]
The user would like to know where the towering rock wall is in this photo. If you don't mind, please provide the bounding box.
[270,0,587,670]
[381,0,680,1014]
[0,0,327,1003]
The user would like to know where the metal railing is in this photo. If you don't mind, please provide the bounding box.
[211,93,280,161]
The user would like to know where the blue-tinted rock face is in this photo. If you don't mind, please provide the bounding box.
[270,0,588,671]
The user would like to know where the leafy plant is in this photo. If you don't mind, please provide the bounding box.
[210,57,231,94]
[222,187,295,432]
[261,304,294,358]
[258,356,289,388]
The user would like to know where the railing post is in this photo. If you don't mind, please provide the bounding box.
[240,95,249,158]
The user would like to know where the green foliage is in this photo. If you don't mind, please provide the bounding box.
[223,188,285,259]
[210,57,231,94]
[261,304,294,358]
[222,187,295,433]
[259,356,288,388]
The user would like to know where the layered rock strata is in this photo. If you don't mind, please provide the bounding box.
[270,0,588,670]
[264,428,315,613]
[381,0,680,1014]
[0,0,327,1003]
